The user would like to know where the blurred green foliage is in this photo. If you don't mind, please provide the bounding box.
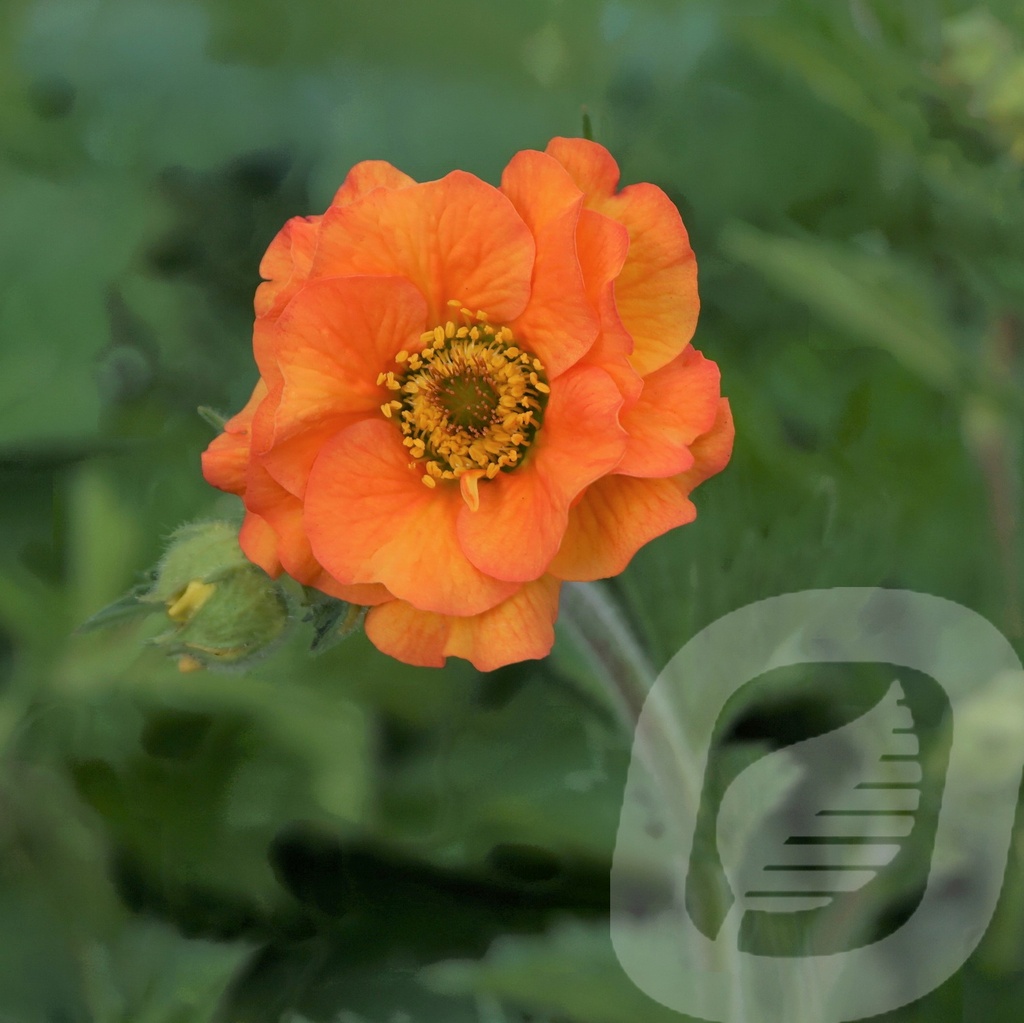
[1,0,1023,1019]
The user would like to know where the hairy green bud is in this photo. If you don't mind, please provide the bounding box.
[83,520,292,672]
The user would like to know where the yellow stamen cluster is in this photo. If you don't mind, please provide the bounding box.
[377,303,548,490]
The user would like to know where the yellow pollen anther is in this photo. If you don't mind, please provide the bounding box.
[433,326,445,344]
[447,298,462,307]
[421,475,437,488]
[396,350,409,363]
[381,403,393,418]
[376,371,387,386]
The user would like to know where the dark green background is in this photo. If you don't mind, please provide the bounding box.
[1,0,1023,1019]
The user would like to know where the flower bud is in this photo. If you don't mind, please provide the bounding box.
[146,522,292,670]
[143,521,250,604]
[81,520,292,672]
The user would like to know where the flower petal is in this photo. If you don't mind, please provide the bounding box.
[243,457,391,604]
[202,380,268,495]
[365,575,561,670]
[608,183,699,376]
[501,150,598,377]
[261,417,366,498]
[254,160,417,324]
[548,474,697,582]
[239,511,283,577]
[310,171,534,325]
[256,276,428,490]
[546,137,698,377]
[331,160,416,206]
[576,208,628,313]
[675,397,735,493]
[203,431,250,496]
[617,346,722,478]
[549,397,734,581]
[458,365,627,582]
[573,207,642,408]
[305,418,518,616]
[545,136,620,196]
[254,215,320,320]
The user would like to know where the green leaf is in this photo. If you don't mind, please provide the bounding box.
[721,223,960,391]
[80,919,250,1023]
[423,919,688,1023]
[375,670,628,866]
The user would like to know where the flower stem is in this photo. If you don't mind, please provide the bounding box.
[560,581,753,1021]
[561,580,703,817]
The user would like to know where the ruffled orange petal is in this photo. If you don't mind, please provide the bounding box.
[576,208,628,316]
[547,474,697,582]
[572,207,642,409]
[202,380,268,495]
[546,137,698,377]
[609,182,699,377]
[500,150,598,377]
[549,398,734,582]
[253,160,416,324]
[364,575,561,671]
[257,276,428,486]
[675,397,735,493]
[457,365,627,582]
[545,136,620,196]
[203,431,250,496]
[243,457,391,605]
[310,171,534,325]
[239,512,283,577]
[617,346,721,478]
[254,215,320,320]
[261,417,367,499]
[304,418,518,616]
[331,160,416,206]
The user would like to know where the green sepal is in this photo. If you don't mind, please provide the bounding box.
[76,579,156,633]
[197,405,229,431]
[581,106,594,141]
[302,591,368,655]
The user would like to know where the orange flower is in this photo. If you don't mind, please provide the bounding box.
[203,138,734,671]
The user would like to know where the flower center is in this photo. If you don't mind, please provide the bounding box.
[378,305,549,494]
